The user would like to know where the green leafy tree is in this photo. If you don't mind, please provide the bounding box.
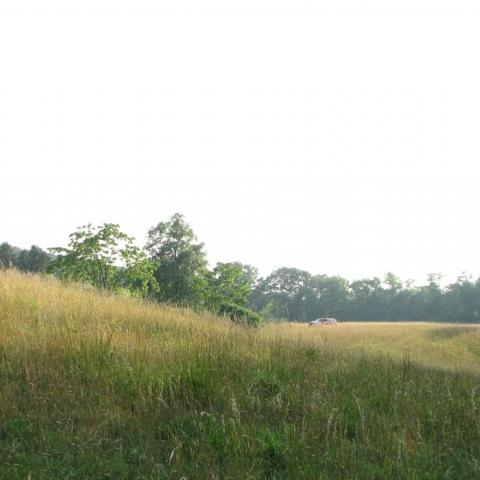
[146,213,207,304]
[348,277,385,320]
[49,223,158,297]
[438,274,480,323]
[0,242,16,268]
[204,262,257,310]
[383,272,403,292]
[16,245,52,273]
[253,267,311,321]
[418,273,444,320]
[303,275,350,320]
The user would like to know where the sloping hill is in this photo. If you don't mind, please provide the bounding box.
[1,271,479,479]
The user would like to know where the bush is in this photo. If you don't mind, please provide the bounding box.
[218,302,262,327]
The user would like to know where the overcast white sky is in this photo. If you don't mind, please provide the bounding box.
[1,0,479,284]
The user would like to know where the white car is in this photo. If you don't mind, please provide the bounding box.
[308,317,337,326]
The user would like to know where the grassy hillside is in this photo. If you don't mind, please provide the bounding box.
[1,271,480,479]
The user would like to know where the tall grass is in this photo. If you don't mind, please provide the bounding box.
[1,270,479,479]
[264,321,480,374]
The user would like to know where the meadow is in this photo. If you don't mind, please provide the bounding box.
[1,270,480,479]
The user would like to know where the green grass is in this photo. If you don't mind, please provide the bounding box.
[1,270,480,479]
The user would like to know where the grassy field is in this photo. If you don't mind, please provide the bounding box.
[266,321,480,374]
[1,271,480,479]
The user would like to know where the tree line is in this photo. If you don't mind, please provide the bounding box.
[1,213,479,324]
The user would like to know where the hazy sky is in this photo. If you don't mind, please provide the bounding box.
[1,0,479,284]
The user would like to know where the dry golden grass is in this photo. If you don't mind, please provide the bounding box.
[2,270,478,378]
[0,269,257,364]
[263,321,480,374]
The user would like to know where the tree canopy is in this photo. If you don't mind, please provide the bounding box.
[0,242,52,272]
[3,213,480,324]
[49,223,158,297]
[145,213,207,304]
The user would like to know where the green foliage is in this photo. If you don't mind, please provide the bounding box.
[218,301,261,327]
[252,267,311,321]
[49,223,158,297]
[203,262,257,310]
[0,242,17,268]
[303,274,350,320]
[146,213,207,304]
[16,245,52,273]
[4,211,480,323]
[251,267,480,323]
[0,242,52,272]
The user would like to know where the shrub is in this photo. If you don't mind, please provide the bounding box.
[218,301,262,327]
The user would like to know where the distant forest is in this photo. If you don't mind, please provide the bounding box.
[2,213,479,324]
